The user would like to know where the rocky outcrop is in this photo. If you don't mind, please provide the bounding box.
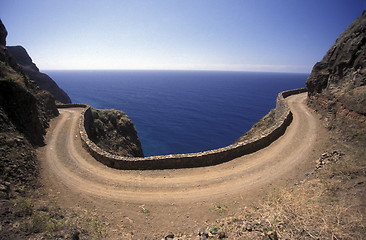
[7,46,71,104]
[0,20,6,46]
[85,108,144,157]
[0,20,58,191]
[306,12,366,143]
[0,77,58,146]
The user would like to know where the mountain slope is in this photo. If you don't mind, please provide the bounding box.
[7,46,71,104]
[0,19,58,192]
[306,11,366,144]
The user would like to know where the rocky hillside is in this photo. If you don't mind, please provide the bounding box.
[86,108,144,157]
[0,19,144,194]
[7,46,71,104]
[0,19,145,239]
[306,11,366,144]
[0,19,58,193]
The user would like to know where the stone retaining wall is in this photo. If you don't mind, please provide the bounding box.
[60,88,307,170]
[275,88,308,120]
[56,103,88,108]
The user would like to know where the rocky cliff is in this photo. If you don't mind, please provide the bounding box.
[0,20,6,46]
[1,18,144,189]
[86,108,144,157]
[0,20,144,239]
[0,19,59,193]
[7,46,71,104]
[306,11,366,144]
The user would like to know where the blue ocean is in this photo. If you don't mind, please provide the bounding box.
[46,70,308,156]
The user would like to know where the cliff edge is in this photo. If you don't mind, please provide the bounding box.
[86,108,144,157]
[0,19,59,192]
[7,46,71,104]
[306,11,366,144]
[1,18,144,189]
[0,19,144,239]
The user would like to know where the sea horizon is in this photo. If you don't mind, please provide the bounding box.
[43,68,311,74]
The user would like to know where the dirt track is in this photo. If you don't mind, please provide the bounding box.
[37,93,327,238]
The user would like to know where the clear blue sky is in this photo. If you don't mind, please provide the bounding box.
[1,0,365,73]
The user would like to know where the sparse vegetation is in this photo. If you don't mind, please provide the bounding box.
[211,203,228,215]
[140,205,150,214]
[86,107,144,157]
[80,217,107,240]
[209,227,219,235]
[236,109,276,143]
[11,197,34,217]
[215,144,366,239]
[1,198,108,239]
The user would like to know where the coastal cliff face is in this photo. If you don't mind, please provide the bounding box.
[7,46,71,104]
[306,12,366,143]
[0,20,58,191]
[86,108,144,157]
[1,18,144,187]
[0,20,143,239]
[0,20,6,46]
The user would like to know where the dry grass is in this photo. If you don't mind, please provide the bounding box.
[259,179,365,239]
[217,147,366,240]
[236,109,276,143]
[1,198,107,240]
[0,60,26,85]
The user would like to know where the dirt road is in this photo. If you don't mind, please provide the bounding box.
[37,93,327,238]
